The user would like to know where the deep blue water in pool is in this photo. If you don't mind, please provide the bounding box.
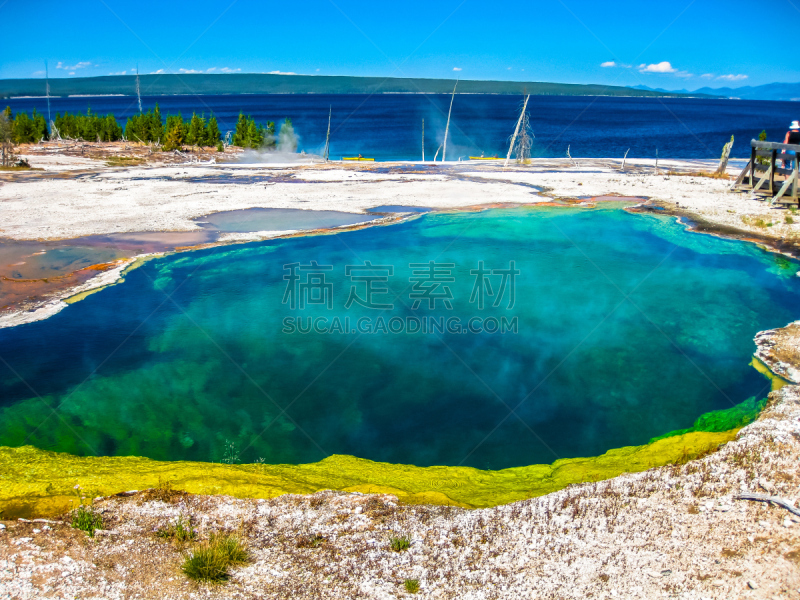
[0,206,796,469]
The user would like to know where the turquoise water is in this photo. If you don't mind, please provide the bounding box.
[0,206,796,469]
[196,208,377,232]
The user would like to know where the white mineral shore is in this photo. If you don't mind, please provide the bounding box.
[1,155,792,242]
[2,154,800,598]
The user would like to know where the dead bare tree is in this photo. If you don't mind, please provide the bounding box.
[505,95,531,168]
[50,121,63,142]
[323,106,331,162]
[442,80,457,162]
[716,135,734,175]
[135,65,143,114]
[567,145,577,167]
[45,61,53,138]
[736,493,800,517]
[0,113,17,167]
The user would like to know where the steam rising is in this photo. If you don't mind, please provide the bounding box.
[236,118,307,163]
[278,119,298,152]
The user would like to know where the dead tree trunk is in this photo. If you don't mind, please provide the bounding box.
[324,106,331,162]
[422,119,425,162]
[716,135,734,175]
[505,95,530,168]
[442,81,458,162]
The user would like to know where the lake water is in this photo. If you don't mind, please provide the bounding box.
[0,206,794,470]
[7,94,799,161]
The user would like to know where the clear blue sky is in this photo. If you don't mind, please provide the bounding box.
[2,0,798,89]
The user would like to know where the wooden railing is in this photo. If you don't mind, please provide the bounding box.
[734,139,799,204]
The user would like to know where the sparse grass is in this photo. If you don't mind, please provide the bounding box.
[786,215,795,225]
[740,215,771,228]
[296,533,326,548]
[71,505,104,537]
[181,533,250,583]
[105,156,146,167]
[363,496,393,517]
[390,534,412,552]
[138,478,186,503]
[666,170,732,180]
[156,513,196,543]
[308,495,326,509]
[221,439,240,464]
[404,578,420,593]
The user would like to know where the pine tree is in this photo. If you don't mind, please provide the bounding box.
[245,120,263,148]
[162,120,185,151]
[12,112,34,143]
[205,116,221,146]
[263,121,276,148]
[32,109,49,141]
[232,112,249,147]
[186,113,205,147]
[149,104,164,142]
[103,115,122,141]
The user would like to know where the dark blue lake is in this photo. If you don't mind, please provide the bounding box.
[6,94,799,161]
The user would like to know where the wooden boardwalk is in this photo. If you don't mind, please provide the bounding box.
[734,139,799,205]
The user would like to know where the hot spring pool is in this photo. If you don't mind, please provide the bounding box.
[0,205,795,470]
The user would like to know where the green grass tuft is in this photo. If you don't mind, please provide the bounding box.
[390,534,412,552]
[71,505,104,537]
[156,513,196,543]
[181,533,249,583]
[404,578,420,593]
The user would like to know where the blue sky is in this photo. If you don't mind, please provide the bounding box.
[2,0,798,89]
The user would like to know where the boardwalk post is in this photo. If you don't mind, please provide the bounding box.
[750,146,756,186]
[770,149,777,194]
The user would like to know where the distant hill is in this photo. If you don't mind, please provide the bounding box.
[634,82,800,102]
[631,84,692,95]
[0,73,706,99]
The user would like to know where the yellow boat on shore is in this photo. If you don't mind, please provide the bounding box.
[342,157,375,161]
[469,156,501,160]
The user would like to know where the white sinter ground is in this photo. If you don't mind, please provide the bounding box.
[1,153,800,599]
[0,155,793,241]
